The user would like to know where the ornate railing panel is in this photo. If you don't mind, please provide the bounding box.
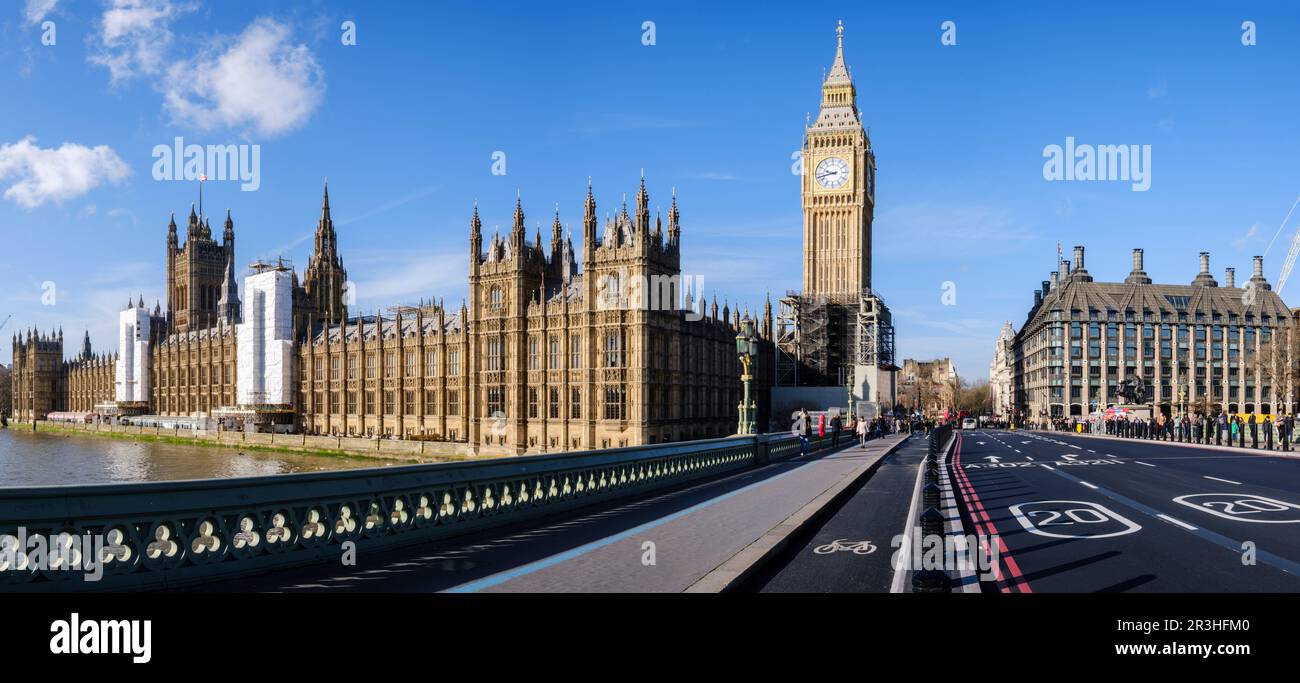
[0,434,796,591]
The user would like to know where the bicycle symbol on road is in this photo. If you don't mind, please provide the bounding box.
[814,539,877,555]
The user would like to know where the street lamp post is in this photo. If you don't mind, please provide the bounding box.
[735,318,758,436]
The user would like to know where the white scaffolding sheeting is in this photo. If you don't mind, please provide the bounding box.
[114,306,151,402]
[237,269,294,406]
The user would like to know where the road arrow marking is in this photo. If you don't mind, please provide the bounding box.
[984,455,1002,464]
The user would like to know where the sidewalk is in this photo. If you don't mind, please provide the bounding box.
[464,432,913,592]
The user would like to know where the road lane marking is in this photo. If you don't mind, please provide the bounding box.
[1135,461,1155,467]
[1009,501,1141,539]
[1040,464,1055,470]
[1035,467,1300,576]
[1157,514,1198,531]
[1079,481,1099,490]
[1203,476,1242,485]
[951,434,1032,593]
[1025,456,1034,461]
[1172,493,1300,523]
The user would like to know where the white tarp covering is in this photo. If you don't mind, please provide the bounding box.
[114,306,151,402]
[237,269,294,406]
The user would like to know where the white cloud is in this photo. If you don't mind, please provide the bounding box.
[1233,222,1261,249]
[1147,81,1168,100]
[24,0,58,24]
[0,137,131,209]
[89,0,195,84]
[163,18,325,137]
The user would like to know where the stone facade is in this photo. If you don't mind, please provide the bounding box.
[10,180,769,455]
[900,357,957,418]
[989,321,1015,418]
[1012,246,1296,420]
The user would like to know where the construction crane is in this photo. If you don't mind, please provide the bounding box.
[0,314,10,332]
[1268,196,1300,297]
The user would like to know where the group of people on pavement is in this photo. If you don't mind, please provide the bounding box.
[793,409,926,454]
[1026,412,1296,451]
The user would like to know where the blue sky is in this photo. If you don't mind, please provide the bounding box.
[1,1,1298,382]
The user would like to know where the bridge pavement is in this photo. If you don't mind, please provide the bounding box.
[185,432,911,593]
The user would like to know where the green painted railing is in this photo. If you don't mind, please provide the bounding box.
[0,433,797,592]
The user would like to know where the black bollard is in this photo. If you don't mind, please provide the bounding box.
[912,567,953,593]
[923,482,941,509]
[912,507,952,593]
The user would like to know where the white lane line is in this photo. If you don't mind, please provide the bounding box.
[1025,456,1034,461]
[1069,445,1082,449]
[1135,461,1155,467]
[1157,514,1198,531]
[1203,475,1243,485]
[1040,464,1054,470]
[1086,449,1096,453]
[1079,481,1099,490]
[1014,449,1021,453]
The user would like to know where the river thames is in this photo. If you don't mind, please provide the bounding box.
[0,428,406,486]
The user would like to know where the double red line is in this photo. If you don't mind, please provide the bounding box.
[950,434,1032,593]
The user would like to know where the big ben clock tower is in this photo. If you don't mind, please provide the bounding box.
[802,20,875,303]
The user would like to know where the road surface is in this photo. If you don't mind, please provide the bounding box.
[952,429,1300,592]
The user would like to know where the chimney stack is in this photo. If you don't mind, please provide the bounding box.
[1050,271,1059,289]
[1192,251,1218,287]
[1125,247,1152,285]
[1073,245,1085,271]
[1034,289,1042,306]
[1042,280,1051,296]
[1225,268,1235,288]
[1247,255,1272,290]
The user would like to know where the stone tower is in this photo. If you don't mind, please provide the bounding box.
[302,180,349,331]
[167,204,234,333]
[801,20,876,303]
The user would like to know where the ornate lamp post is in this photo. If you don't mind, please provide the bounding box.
[735,317,758,435]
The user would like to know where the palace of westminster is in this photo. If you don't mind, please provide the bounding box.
[9,23,900,454]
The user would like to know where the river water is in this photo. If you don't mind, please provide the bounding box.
[0,428,407,487]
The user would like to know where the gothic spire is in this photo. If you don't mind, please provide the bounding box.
[583,178,597,249]
[667,187,680,246]
[512,190,525,235]
[636,170,650,234]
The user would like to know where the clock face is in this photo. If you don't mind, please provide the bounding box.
[815,156,850,189]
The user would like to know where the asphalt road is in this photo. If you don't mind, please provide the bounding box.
[744,434,926,592]
[953,429,1300,592]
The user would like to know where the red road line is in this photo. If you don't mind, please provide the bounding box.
[951,433,1033,594]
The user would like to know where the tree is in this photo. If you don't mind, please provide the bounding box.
[956,378,992,415]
